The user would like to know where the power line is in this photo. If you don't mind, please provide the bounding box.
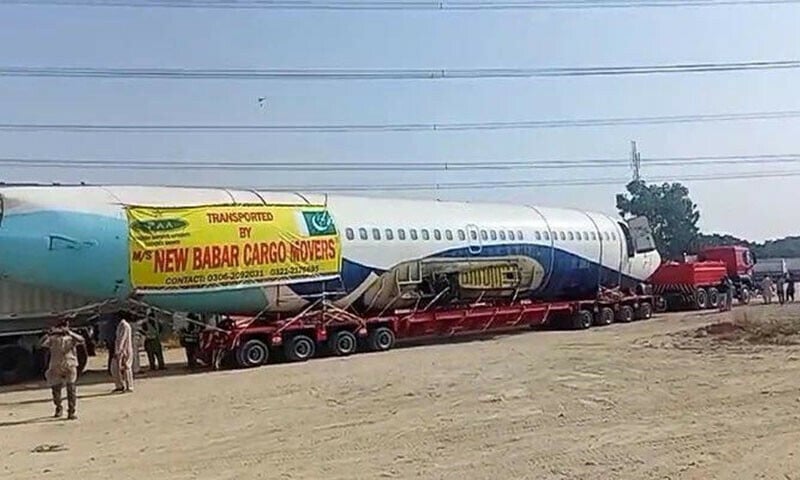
[2,110,798,134]
[1,60,800,81]
[4,169,800,191]
[6,0,800,10]
[2,153,800,171]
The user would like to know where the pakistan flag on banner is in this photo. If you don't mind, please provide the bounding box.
[301,210,337,236]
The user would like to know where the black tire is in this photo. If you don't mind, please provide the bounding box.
[571,310,593,330]
[594,307,614,326]
[236,338,270,368]
[285,334,316,362]
[707,288,720,308]
[739,287,751,305]
[367,326,396,352]
[616,305,634,323]
[329,330,357,357]
[654,296,668,313]
[694,288,708,310]
[636,302,653,320]
[0,345,35,385]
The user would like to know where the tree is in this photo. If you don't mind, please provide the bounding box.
[616,180,700,260]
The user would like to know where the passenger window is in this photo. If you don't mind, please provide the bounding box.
[410,229,418,240]
[543,232,550,240]
[591,232,597,241]
[612,232,617,241]
[499,230,506,241]
[446,230,453,241]
[559,231,566,241]
[575,231,582,241]
[372,228,381,240]
[509,231,515,241]
[385,229,394,240]
[604,232,610,241]
[481,230,488,241]
[490,230,497,241]
[582,232,589,241]
[434,229,442,240]
[421,229,430,241]
[346,228,354,241]
[398,229,406,240]
[458,230,466,241]
[535,231,541,240]
[517,230,524,240]
[568,232,574,241]
[359,228,368,240]
[470,230,478,241]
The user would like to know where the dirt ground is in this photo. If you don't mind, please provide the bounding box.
[3,304,800,480]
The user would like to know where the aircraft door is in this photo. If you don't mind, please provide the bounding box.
[466,224,482,255]
[627,216,657,253]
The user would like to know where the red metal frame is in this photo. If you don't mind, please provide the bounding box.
[198,293,653,369]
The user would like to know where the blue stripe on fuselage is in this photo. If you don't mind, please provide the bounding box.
[0,209,642,312]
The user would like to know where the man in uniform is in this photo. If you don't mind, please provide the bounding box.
[141,313,166,371]
[41,319,85,420]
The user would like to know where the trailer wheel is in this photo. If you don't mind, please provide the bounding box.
[616,305,634,323]
[367,326,396,352]
[739,287,751,305]
[594,307,614,326]
[285,335,316,362]
[694,288,708,310]
[329,330,357,356]
[571,310,593,330]
[707,288,720,309]
[636,302,653,320]
[236,339,270,368]
[0,345,35,385]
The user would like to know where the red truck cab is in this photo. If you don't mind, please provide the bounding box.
[697,246,755,280]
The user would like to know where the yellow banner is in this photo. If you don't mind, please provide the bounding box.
[127,204,342,290]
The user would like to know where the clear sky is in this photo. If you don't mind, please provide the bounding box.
[1,3,799,241]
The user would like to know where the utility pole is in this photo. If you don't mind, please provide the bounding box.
[630,140,641,182]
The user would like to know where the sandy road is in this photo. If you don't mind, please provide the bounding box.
[3,305,800,480]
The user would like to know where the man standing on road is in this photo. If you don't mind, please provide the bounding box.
[761,276,774,304]
[141,313,166,371]
[111,312,134,393]
[41,319,85,420]
[719,276,734,312]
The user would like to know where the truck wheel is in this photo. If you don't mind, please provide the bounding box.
[739,287,751,305]
[616,305,634,323]
[636,302,653,320]
[0,345,35,385]
[236,339,270,368]
[571,310,593,330]
[694,288,708,310]
[367,326,396,351]
[285,335,316,362]
[329,330,357,356]
[594,307,614,326]
[707,288,720,309]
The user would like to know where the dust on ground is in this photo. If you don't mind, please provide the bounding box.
[3,303,800,480]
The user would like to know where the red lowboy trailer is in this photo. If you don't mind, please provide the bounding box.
[197,292,655,370]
